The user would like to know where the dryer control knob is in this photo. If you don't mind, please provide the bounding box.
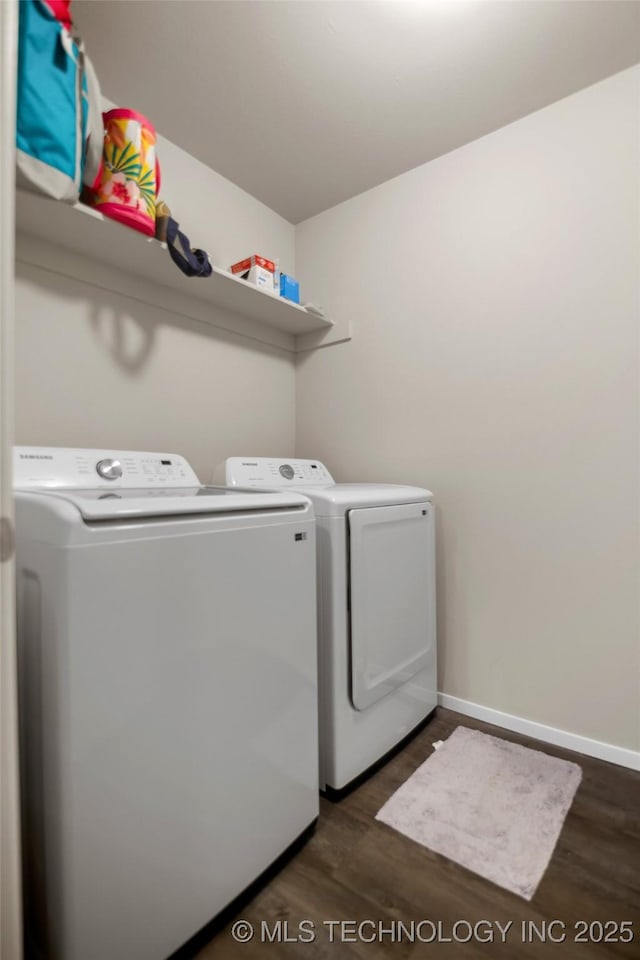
[279,464,295,480]
[96,458,123,481]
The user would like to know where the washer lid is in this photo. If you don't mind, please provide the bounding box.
[29,486,311,521]
[290,483,433,517]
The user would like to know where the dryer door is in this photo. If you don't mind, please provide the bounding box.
[349,502,435,711]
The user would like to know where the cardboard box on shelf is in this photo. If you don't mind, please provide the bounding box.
[230,254,276,292]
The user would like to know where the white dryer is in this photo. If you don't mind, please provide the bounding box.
[14,447,319,960]
[219,458,437,793]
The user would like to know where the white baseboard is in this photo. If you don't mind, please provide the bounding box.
[438,693,640,772]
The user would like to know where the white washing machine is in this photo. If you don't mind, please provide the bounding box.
[218,458,437,793]
[14,447,319,960]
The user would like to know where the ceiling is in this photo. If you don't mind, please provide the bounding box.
[74,1,640,224]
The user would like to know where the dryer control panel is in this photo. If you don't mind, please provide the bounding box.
[222,457,335,488]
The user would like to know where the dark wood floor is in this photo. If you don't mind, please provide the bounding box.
[194,708,640,959]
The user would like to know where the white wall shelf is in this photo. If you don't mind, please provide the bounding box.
[15,190,335,351]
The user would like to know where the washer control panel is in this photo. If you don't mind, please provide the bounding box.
[14,448,200,489]
[222,457,334,488]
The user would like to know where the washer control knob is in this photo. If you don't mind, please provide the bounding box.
[279,464,295,480]
[96,458,122,481]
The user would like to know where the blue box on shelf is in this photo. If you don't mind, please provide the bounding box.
[280,273,300,304]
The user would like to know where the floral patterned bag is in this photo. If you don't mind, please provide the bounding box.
[87,108,160,236]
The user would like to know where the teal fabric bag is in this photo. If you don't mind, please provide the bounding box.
[16,0,102,201]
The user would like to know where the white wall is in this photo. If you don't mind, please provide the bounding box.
[295,67,640,751]
[15,126,297,480]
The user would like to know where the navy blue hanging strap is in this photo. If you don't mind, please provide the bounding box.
[155,202,212,278]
